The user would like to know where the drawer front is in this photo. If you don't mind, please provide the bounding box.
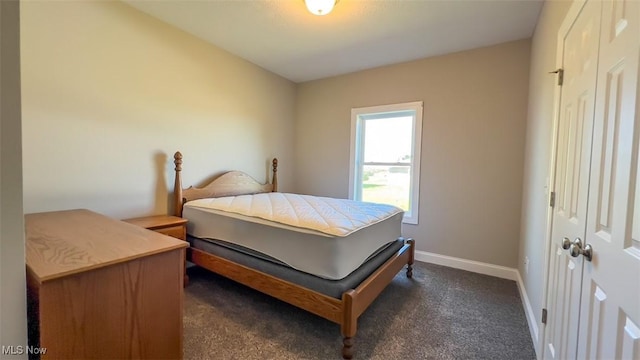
[155,225,186,240]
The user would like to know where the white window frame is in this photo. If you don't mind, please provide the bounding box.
[349,101,423,224]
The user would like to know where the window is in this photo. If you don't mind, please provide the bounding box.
[349,101,423,224]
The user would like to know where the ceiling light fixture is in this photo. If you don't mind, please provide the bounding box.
[305,0,338,16]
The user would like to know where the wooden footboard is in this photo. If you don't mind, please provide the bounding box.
[341,238,414,358]
[190,238,415,359]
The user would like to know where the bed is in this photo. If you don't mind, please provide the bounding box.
[172,151,414,359]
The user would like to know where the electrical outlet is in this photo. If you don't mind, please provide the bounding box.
[524,256,530,274]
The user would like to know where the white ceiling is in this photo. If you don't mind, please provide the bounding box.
[124,0,544,83]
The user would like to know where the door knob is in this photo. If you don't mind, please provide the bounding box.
[562,237,571,250]
[569,237,593,262]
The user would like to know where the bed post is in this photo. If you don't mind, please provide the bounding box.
[174,151,184,217]
[341,289,357,359]
[271,158,278,192]
[407,238,415,278]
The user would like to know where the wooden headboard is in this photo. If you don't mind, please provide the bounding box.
[173,151,278,217]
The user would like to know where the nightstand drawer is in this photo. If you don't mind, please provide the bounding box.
[156,225,186,240]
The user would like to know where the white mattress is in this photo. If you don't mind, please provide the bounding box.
[183,194,404,280]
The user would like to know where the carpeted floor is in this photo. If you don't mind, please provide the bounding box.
[183,261,536,360]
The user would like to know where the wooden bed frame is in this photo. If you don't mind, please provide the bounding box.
[173,151,415,359]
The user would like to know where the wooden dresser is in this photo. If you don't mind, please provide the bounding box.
[25,209,188,359]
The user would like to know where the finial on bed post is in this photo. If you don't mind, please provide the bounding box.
[272,158,278,192]
[174,152,184,217]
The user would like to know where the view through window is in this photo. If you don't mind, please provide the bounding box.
[350,102,422,224]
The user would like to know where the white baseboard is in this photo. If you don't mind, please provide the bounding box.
[516,270,541,358]
[414,250,518,280]
[414,250,540,357]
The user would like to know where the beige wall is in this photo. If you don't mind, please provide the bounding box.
[1,0,27,356]
[20,1,296,219]
[519,0,571,349]
[295,40,531,268]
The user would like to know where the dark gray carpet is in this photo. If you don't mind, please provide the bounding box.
[183,262,536,360]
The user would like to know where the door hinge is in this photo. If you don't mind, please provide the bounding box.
[550,68,564,86]
[542,308,548,324]
[550,191,556,208]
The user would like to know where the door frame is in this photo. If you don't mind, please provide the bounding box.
[538,0,588,356]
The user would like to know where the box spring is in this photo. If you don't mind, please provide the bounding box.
[189,236,405,299]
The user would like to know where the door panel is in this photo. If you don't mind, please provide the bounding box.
[620,316,640,359]
[546,248,584,359]
[593,63,624,240]
[545,1,602,358]
[579,0,640,358]
[583,283,607,359]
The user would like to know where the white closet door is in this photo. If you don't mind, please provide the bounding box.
[578,0,640,358]
[544,1,602,359]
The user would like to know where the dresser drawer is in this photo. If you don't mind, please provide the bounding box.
[155,225,186,240]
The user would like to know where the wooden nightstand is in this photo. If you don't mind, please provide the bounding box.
[124,215,189,285]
